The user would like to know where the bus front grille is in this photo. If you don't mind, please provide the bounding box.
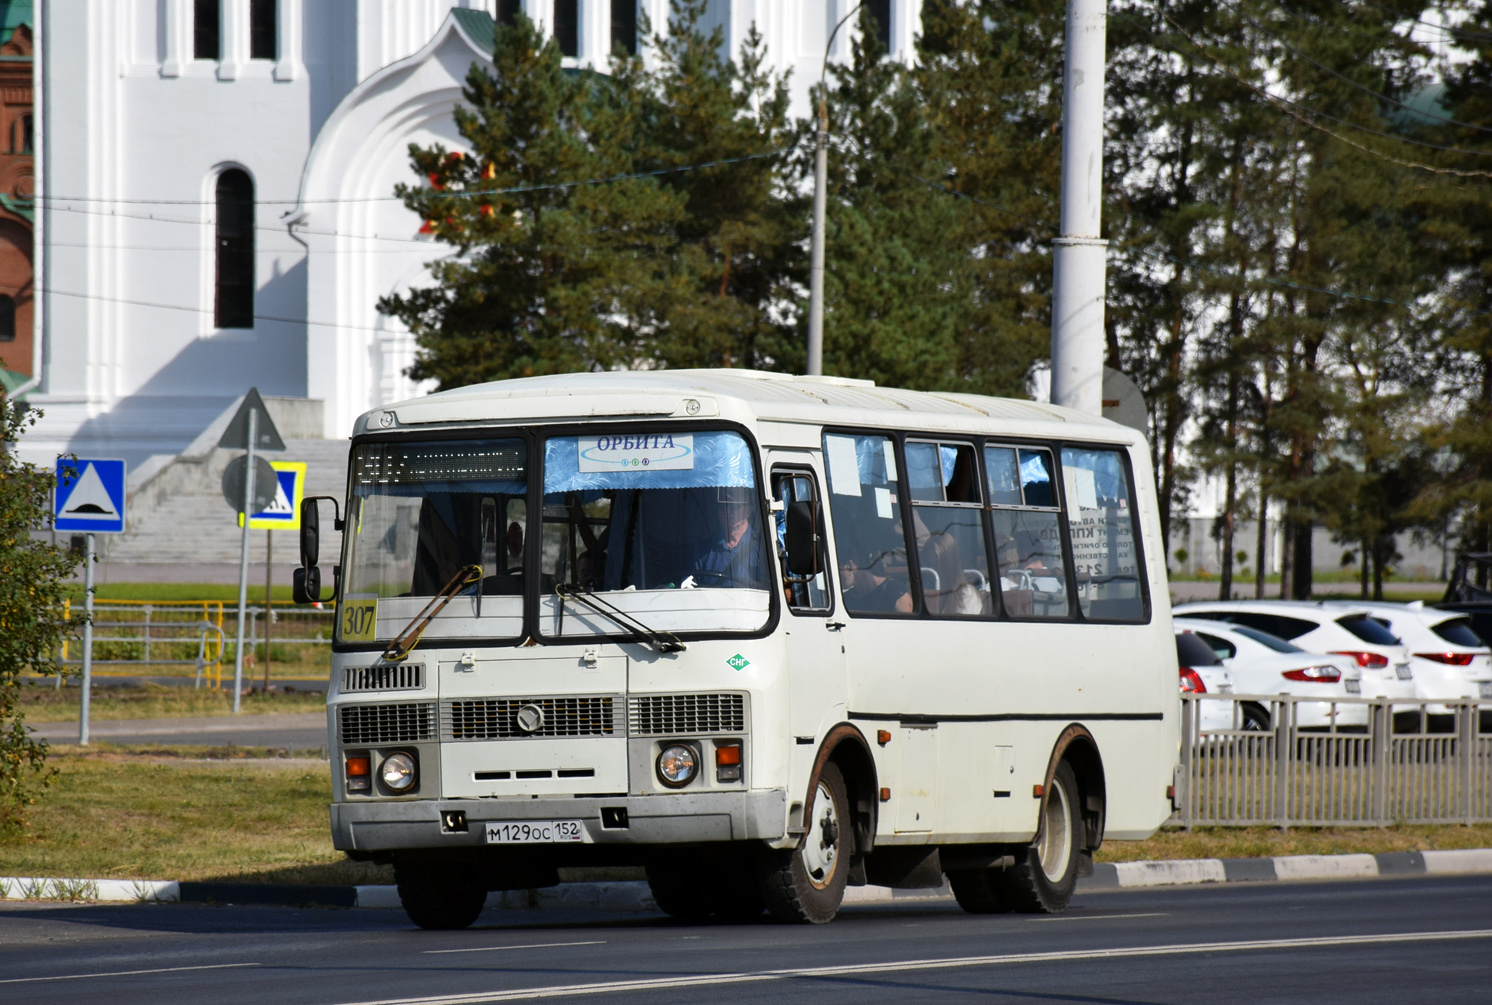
[629,693,746,736]
[339,702,436,745]
[441,696,617,740]
[342,664,424,693]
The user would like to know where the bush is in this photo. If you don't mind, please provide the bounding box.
[0,398,77,830]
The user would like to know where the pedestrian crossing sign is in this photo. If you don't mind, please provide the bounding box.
[237,461,306,531]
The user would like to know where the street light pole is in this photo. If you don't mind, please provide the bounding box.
[807,2,864,378]
[1050,0,1109,415]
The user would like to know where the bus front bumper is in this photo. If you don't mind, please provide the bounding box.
[331,788,787,852]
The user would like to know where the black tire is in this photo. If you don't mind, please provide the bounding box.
[757,762,851,924]
[394,859,487,930]
[992,760,1082,914]
[1240,703,1271,732]
[947,869,1013,914]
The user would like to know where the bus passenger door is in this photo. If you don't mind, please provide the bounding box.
[770,461,847,747]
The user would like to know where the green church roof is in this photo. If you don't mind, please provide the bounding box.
[0,1,30,47]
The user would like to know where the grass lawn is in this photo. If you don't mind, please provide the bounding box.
[0,747,390,886]
[1097,823,1492,863]
[68,583,305,604]
[15,684,326,723]
[3,748,1490,889]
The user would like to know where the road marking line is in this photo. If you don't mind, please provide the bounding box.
[0,963,260,985]
[1031,912,1168,922]
[341,928,1492,1004]
[425,942,607,955]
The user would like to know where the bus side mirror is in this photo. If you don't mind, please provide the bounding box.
[293,565,321,605]
[785,501,819,577]
[300,498,320,568]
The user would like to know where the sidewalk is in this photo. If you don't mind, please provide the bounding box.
[6,848,1490,910]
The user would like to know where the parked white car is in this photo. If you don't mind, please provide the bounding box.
[1171,601,1417,711]
[1173,617,1365,730]
[1175,627,1240,734]
[1317,601,1492,714]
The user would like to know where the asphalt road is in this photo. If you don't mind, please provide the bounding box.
[2,874,1489,1004]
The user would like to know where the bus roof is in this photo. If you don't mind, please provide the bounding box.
[356,369,1141,446]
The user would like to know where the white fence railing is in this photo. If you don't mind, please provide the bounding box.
[1176,694,1492,827]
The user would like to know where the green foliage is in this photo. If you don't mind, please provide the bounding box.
[0,399,76,830]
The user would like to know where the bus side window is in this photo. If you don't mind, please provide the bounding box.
[986,445,1071,619]
[773,470,831,612]
[824,432,918,616]
[1059,446,1146,622]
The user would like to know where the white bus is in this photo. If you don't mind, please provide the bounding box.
[295,370,1177,928]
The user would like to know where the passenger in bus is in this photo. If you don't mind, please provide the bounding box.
[839,550,914,613]
[921,532,985,615]
[687,487,766,589]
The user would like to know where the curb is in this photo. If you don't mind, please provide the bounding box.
[5,848,1492,910]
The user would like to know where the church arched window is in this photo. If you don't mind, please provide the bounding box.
[554,0,578,58]
[611,0,637,55]
[215,169,255,329]
[194,0,221,60]
[866,0,893,49]
[0,294,15,341]
[498,0,521,26]
[250,0,277,60]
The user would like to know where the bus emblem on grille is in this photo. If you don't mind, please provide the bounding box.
[516,704,545,734]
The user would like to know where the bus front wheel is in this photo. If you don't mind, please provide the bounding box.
[758,762,851,924]
[992,760,1082,914]
[394,858,487,930]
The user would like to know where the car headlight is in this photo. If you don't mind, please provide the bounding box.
[656,744,698,788]
[380,752,417,792]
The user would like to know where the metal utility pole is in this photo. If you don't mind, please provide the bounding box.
[807,99,828,377]
[807,2,864,378]
[1050,0,1109,415]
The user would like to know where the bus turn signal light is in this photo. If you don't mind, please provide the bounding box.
[877,730,891,745]
[715,741,742,783]
[879,787,891,802]
[345,755,371,793]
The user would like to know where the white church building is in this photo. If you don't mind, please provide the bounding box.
[23,0,920,471]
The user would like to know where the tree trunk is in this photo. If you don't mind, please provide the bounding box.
[1292,518,1313,600]
[1254,493,1268,599]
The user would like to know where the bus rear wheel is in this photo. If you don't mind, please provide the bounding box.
[758,762,851,924]
[394,859,487,930]
[992,760,1082,914]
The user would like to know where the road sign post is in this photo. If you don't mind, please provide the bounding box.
[234,408,257,713]
[219,389,286,714]
[54,457,128,745]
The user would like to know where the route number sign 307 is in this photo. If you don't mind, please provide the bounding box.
[341,600,378,642]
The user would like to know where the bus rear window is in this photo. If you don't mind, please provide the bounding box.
[1061,446,1145,622]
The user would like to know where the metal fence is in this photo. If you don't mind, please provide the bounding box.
[1176,694,1492,827]
[52,600,337,687]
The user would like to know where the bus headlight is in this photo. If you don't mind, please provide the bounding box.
[380,752,417,792]
[656,744,698,788]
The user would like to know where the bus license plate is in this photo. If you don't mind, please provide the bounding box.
[1345,680,1361,694]
[1479,682,1492,699]
[485,820,585,844]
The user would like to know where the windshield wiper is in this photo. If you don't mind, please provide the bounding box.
[382,564,483,662]
[553,583,687,654]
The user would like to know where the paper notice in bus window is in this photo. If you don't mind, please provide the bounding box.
[825,436,862,497]
[875,487,893,519]
[1064,466,1098,511]
[883,440,898,480]
[577,433,694,472]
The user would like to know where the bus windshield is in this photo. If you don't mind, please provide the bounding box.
[342,437,530,643]
[539,430,772,639]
